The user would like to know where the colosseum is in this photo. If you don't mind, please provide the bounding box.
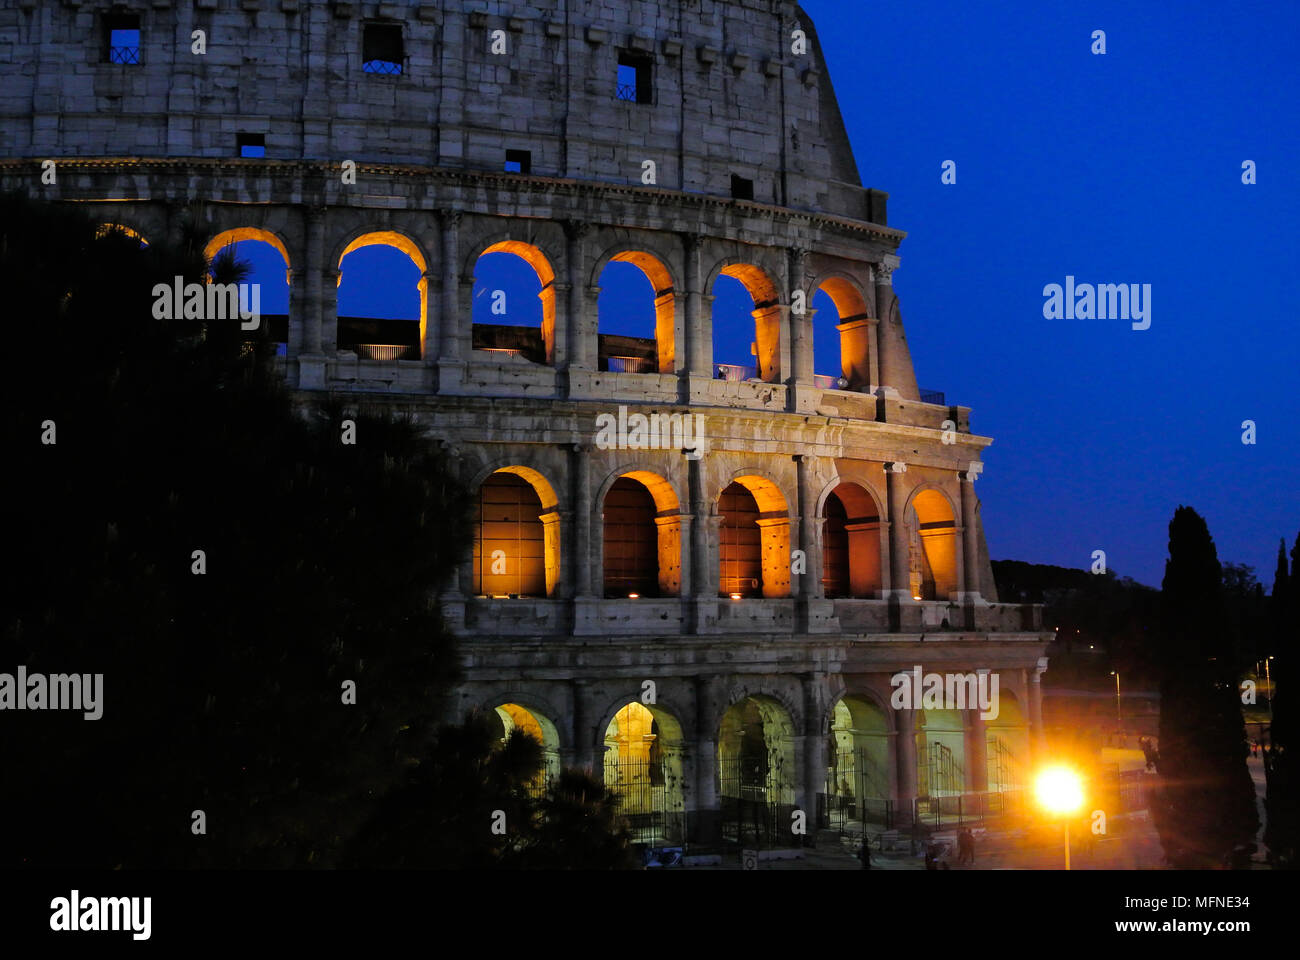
[2,0,1051,856]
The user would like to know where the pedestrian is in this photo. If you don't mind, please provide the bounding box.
[860,836,871,870]
[924,842,936,871]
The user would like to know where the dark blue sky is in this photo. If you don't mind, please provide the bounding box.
[234,0,1299,588]
[804,0,1300,587]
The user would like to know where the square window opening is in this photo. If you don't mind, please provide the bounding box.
[731,175,754,201]
[617,52,653,104]
[104,14,140,65]
[505,149,532,175]
[363,23,405,75]
[237,133,266,159]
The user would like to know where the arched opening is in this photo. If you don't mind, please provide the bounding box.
[602,471,681,598]
[602,702,686,846]
[718,695,797,846]
[472,241,555,365]
[596,251,675,374]
[473,467,561,599]
[711,263,781,383]
[490,702,561,793]
[825,697,892,831]
[337,231,427,361]
[814,277,872,390]
[96,223,148,246]
[822,482,882,598]
[910,489,958,601]
[915,708,967,827]
[986,690,1029,795]
[718,476,790,599]
[203,228,291,354]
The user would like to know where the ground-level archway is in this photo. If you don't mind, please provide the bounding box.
[602,701,686,846]
[824,696,893,831]
[490,702,562,792]
[717,695,797,846]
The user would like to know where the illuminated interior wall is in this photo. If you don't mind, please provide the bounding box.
[912,489,958,601]
[474,468,560,598]
[603,477,658,597]
[602,702,686,840]
[985,690,1029,792]
[827,697,891,800]
[719,476,790,599]
[494,702,562,786]
[915,708,967,797]
[823,483,881,598]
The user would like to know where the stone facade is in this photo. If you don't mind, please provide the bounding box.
[1,0,1051,850]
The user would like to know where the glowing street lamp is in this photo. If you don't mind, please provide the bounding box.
[1034,765,1085,870]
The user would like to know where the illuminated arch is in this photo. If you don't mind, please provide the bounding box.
[336,230,429,360]
[711,261,783,383]
[821,480,883,599]
[473,465,561,598]
[95,222,148,246]
[908,487,959,601]
[814,274,872,389]
[600,469,682,599]
[595,248,677,374]
[491,702,562,789]
[826,696,892,824]
[204,227,291,285]
[718,695,798,837]
[718,474,791,599]
[471,239,557,365]
[601,701,687,845]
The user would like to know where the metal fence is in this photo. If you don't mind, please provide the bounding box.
[604,758,686,847]
[718,757,798,848]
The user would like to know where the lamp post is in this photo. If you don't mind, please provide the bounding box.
[1110,671,1121,728]
[1266,656,1274,720]
[1035,765,1085,870]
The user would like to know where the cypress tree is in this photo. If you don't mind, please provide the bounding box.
[1150,507,1259,867]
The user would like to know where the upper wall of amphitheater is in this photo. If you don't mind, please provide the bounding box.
[0,0,883,223]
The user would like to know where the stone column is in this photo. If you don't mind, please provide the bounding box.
[683,233,710,402]
[885,462,910,599]
[692,675,719,845]
[303,206,324,354]
[563,220,591,374]
[570,443,593,599]
[787,246,814,412]
[1029,658,1048,758]
[964,706,989,792]
[801,672,825,835]
[873,257,897,391]
[960,466,983,601]
[570,679,594,773]
[322,266,340,355]
[895,707,918,828]
[793,454,820,600]
[438,210,462,357]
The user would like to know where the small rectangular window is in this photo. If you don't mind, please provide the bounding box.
[731,175,754,201]
[237,133,266,158]
[617,52,653,104]
[363,23,404,75]
[505,149,532,175]
[104,14,140,65]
